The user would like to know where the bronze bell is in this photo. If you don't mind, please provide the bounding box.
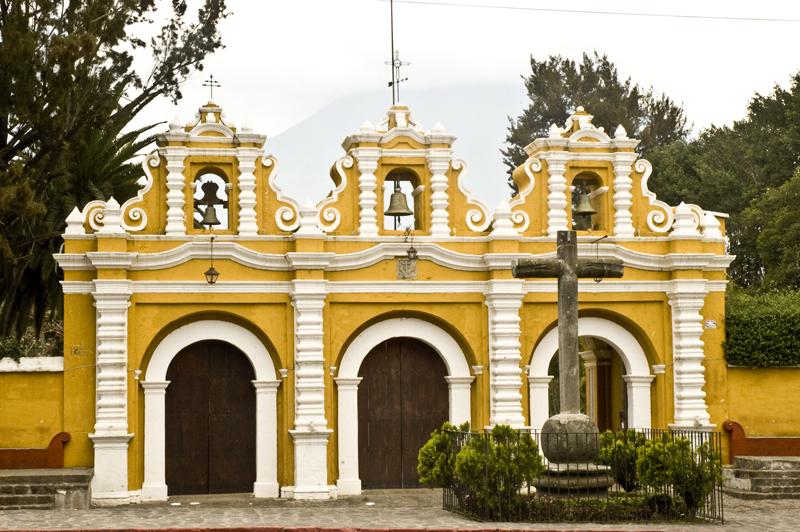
[384,180,413,218]
[572,191,596,231]
[201,204,221,227]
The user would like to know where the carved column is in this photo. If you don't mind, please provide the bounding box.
[163,147,187,235]
[428,149,451,238]
[612,153,637,238]
[253,380,281,497]
[288,280,333,499]
[667,281,713,428]
[90,280,133,500]
[545,156,569,236]
[484,280,526,427]
[353,148,381,237]
[335,377,362,495]
[528,375,553,430]
[140,381,169,501]
[580,351,598,424]
[237,148,260,236]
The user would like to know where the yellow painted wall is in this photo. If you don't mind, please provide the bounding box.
[726,368,800,436]
[0,372,63,448]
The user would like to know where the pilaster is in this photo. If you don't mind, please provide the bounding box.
[667,281,713,429]
[528,375,553,430]
[545,155,569,236]
[353,147,381,237]
[237,148,260,236]
[428,149,451,238]
[163,147,187,235]
[287,279,334,499]
[90,279,133,501]
[253,380,281,498]
[484,279,526,427]
[140,381,169,501]
[612,153,636,237]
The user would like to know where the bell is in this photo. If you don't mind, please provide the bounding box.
[201,205,221,227]
[572,192,596,231]
[384,180,413,218]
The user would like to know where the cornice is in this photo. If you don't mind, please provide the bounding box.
[57,241,734,274]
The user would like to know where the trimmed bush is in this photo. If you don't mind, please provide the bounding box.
[417,421,469,487]
[453,425,544,517]
[597,429,646,492]
[636,435,722,517]
[725,289,800,367]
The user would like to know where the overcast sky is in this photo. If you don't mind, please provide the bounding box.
[134,0,800,204]
[139,0,800,133]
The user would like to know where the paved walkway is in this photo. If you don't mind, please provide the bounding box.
[1,489,799,531]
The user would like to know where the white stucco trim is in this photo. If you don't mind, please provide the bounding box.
[529,317,653,430]
[0,357,63,372]
[335,317,472,495]
[141,320,279,501]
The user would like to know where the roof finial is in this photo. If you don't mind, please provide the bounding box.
[202,74,221,101]
[386,0,410,105]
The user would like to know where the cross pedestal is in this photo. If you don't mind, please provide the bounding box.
[513,230,623,493]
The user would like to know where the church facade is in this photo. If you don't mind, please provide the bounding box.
[14,102,733,503]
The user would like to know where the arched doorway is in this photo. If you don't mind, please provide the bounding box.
[357,338,449,488]
[141,320,280,501]
[335,317,473,495]
[529,317,654,431]
[165,340,255,495]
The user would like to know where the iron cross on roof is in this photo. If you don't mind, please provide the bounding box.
[512,230,624,416]
[202,74,222,100]
[386,51,410,104]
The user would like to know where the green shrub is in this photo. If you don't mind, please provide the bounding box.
[454,425,544,517]
[725,289,800,367]
[636,435,722,516]
[416,421,469,487]
[597,429,646,492]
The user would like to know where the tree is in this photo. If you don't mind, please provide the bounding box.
[0,0,228,337]
[650,72,800,287]
[502,52,688,189]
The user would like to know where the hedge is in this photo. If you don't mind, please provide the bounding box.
[724,289,800,367]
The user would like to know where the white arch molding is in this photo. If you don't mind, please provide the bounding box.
[528,317,655,431]
[334,317,473,496]
[140,320,280,501]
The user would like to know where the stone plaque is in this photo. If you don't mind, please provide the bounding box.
[397,257,417,280]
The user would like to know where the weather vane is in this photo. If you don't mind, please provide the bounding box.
[202,74,221,101]
[386,0,409,105]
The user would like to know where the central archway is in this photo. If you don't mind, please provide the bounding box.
[528,317,654,430]
[334,317,473,495]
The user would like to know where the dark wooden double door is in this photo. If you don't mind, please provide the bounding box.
[358,337,449,488]
[165,340,256,495]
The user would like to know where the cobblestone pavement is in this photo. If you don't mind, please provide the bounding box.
[1,490,799,531]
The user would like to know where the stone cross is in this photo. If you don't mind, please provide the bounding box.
[512,230,623,415]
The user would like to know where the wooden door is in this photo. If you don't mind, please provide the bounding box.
[358,337,448,488]
[165,340,256,495]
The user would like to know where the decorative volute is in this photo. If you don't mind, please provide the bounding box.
[504,106,726,241]
[68,102,303,237]
[322,104,490,237]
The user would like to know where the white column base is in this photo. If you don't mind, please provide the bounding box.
[281,484,338,500]
[90,433,133,503]
[140,483,168,502]
[254,481,280,498]
[336,477,362,496]
[290,429,334,500]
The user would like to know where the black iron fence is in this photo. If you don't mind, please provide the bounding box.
[442,428,723,523]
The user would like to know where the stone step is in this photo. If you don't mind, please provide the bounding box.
[0,493,54,509]
[732,468,800,479]
[724,486,800,500]
[0,468,92,486]
[733,456,800,471]
[749,478,800,490]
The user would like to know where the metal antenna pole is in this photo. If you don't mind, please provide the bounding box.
[390,0,396,104]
